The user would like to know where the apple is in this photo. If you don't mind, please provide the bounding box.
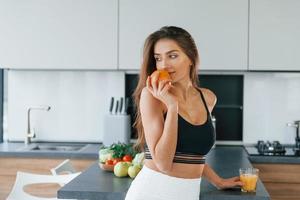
[128,164,142,179]
[114,162,130,177]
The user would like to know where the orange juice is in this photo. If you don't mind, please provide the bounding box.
[240,174,258,192]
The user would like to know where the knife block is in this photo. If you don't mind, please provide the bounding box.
[103,114,131,146]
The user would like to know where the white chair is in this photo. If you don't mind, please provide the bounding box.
[50,159,77,187]
[6,171,80,200]
[51,159,76,176]
[51,160,85,200]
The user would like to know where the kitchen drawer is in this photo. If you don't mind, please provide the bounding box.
[254,164,300,200]
[253,164,300,183]
[263,182,300,200]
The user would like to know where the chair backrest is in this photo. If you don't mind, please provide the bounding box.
[51,159,76,176]
[50,159,77,187]
[6,171,80,200]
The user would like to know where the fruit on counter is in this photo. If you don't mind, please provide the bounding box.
[105,159,114,165]
[100,162,114,171]
[128,164,142,179]
[112,158,122,165]
[122,154,133,162]
[132,152,145,167]
[99,142,137,164]
[114,162,131,177]
[99,143,145,178]
[99,148,114,163]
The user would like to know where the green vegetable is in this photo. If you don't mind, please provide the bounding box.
[132,152,145,167]
[109,142,137,159]
[99,148,114,163]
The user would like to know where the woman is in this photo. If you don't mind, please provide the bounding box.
[125,26,242,200]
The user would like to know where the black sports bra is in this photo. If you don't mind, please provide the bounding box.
[144,89,216,164]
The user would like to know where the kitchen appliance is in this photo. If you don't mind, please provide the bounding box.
[256,140,286,155]
[245,140,300,157]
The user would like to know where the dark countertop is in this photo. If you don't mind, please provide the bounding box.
[58,146,270,200]
[244,146,300,164]
[2,141,299,164]
[248,155,300,164]
[0,142,101,159]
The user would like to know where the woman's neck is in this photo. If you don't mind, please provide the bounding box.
[173,79,196,102]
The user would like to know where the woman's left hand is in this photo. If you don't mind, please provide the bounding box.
[217,176,243,190]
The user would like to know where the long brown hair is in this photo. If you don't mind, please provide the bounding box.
[133,26,200,151]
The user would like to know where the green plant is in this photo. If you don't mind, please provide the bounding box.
[109,142,137,159]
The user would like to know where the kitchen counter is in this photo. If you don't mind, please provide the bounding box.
[0,142,101,159]
[58,146,270,200]
[248,155,300,164]
[245,146,300,164]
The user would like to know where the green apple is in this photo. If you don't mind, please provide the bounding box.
[128,164,142,179]
[114,162,130,177]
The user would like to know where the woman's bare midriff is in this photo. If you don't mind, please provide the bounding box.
[144,159,205,179]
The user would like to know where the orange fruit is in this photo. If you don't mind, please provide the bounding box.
[158,70,171,81]
[151,70,171,81]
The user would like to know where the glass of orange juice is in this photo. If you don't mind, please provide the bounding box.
[239,168,259,192]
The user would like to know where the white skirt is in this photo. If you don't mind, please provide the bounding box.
[125,165,201,200]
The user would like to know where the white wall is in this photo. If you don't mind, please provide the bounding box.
[7,70,125,142]
[6,70,300,144]
[243,73,300,144]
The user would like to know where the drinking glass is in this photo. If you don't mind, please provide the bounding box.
[239,168,259,192]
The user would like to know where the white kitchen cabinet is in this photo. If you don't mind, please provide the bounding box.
[0,0,118,69]
[249,0,300,71]
[119,0,248,71]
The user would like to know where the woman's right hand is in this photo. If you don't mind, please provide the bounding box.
[146,73,178,109]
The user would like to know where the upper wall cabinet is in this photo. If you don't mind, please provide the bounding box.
[119,0,248,71]
[0,0,118,69]
[249,0,300,71]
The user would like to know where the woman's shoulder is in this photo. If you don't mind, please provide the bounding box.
[198,87,217,110]
[140,87,165,111]
[141,87,152,99]
[141,87,156,102]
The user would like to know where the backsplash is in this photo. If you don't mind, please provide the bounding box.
[243,72,300,144]
[5,70,300,144]
[7,70,125,142]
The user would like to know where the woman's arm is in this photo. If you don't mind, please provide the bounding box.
[140,78,178,173]
[202,164,243,189]
[202,164,223,187]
